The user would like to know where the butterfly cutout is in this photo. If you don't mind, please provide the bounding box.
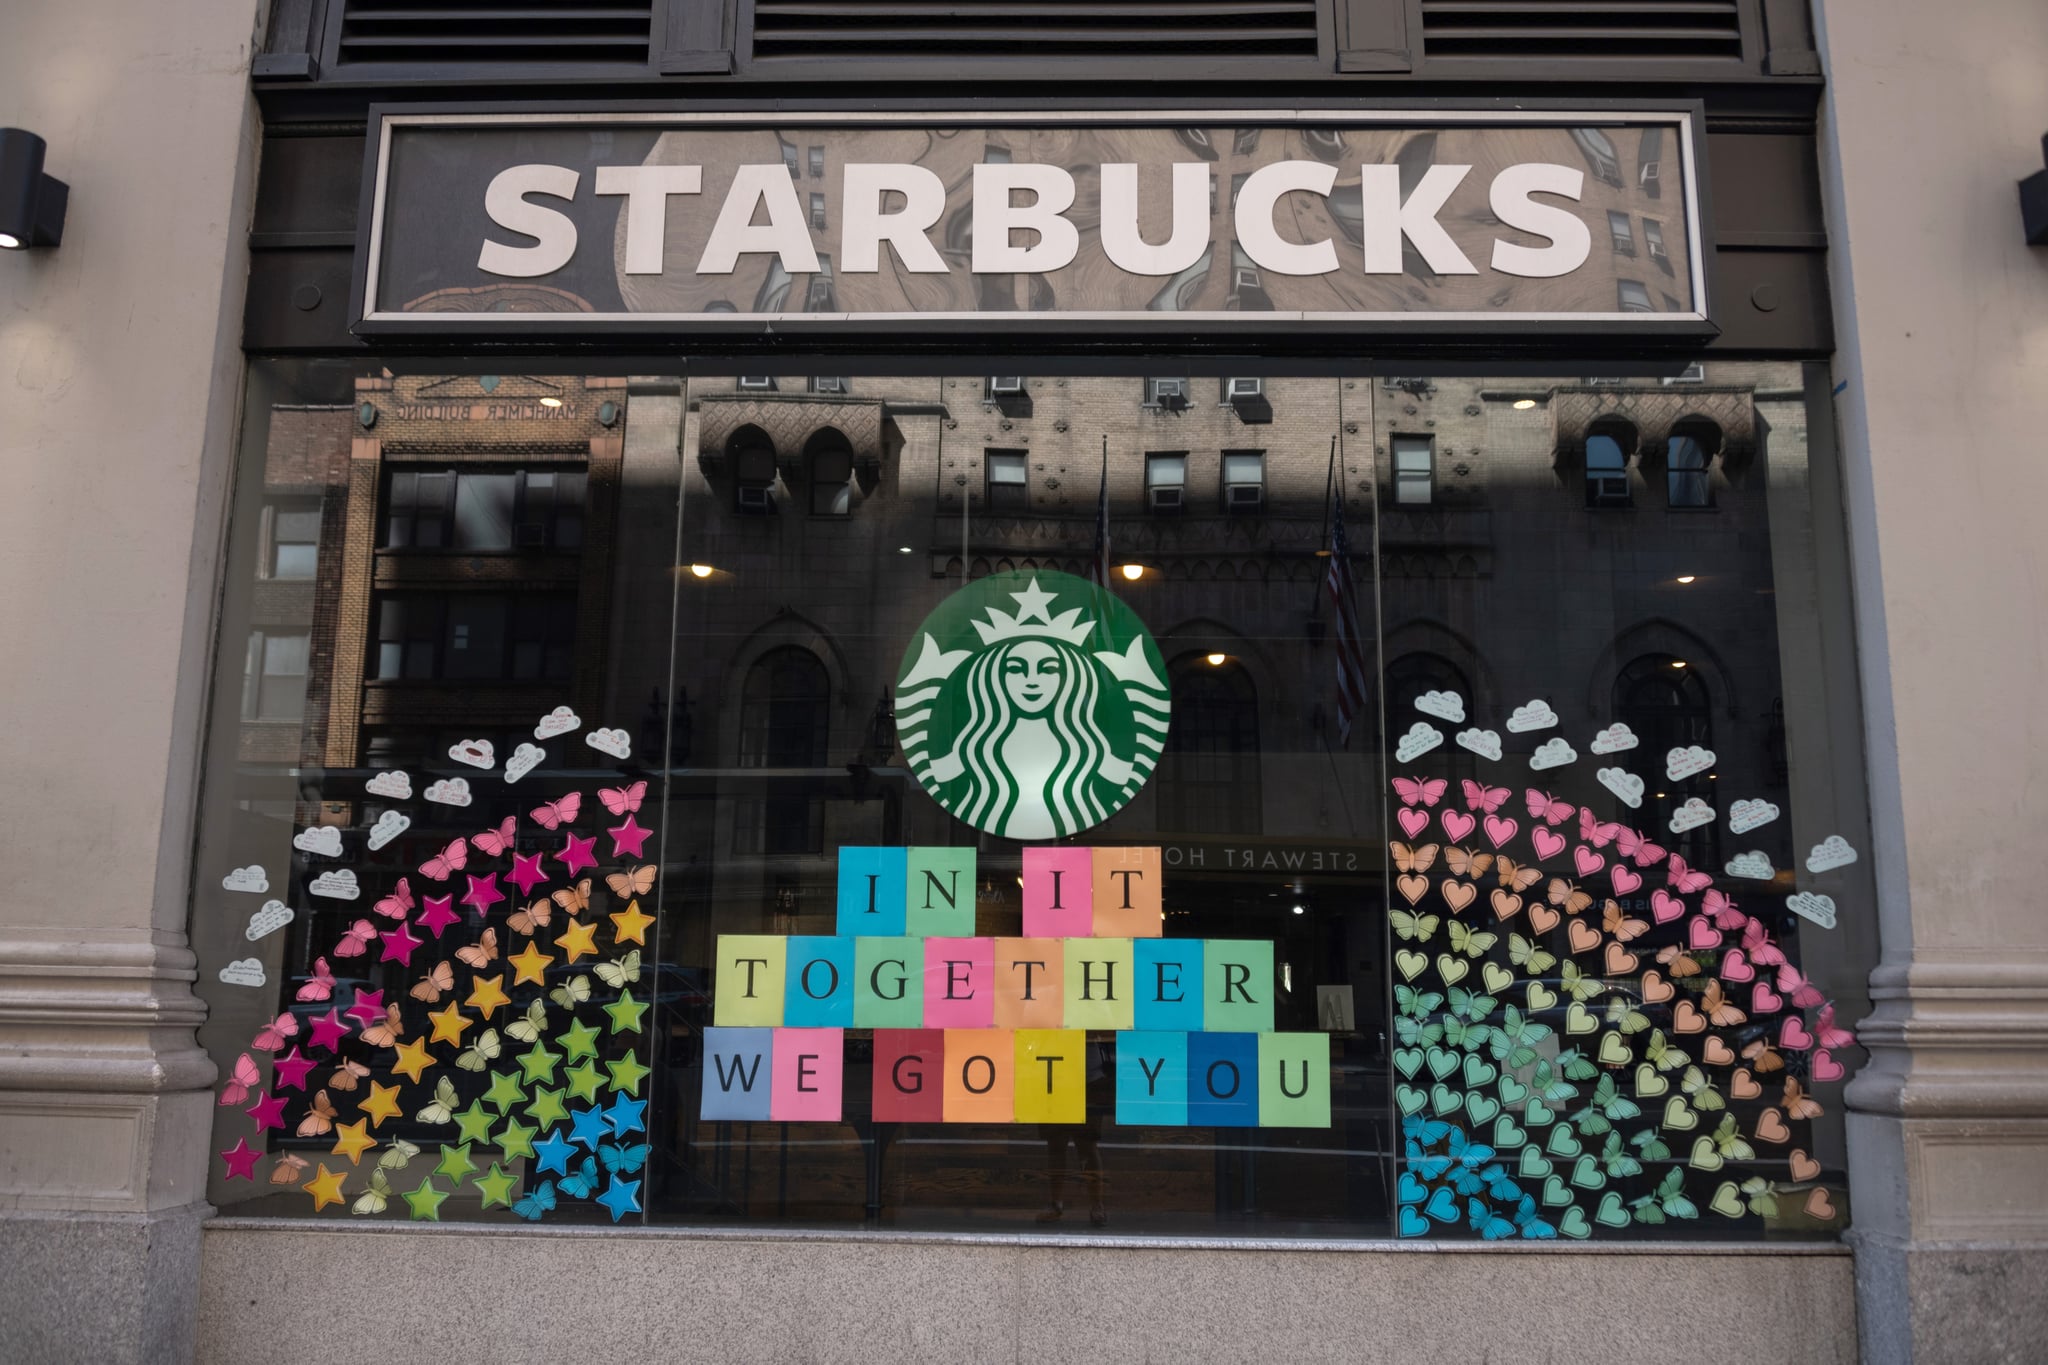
[505,998,549,1044]
[594,950,642,990]
[1741,918,1788,967]
[1556,961,1603,1003]
[1707,1112,1757,1162]
[1487,1005,1552,1070]
[509,898,553,936]
[598,781,646,817]
[599,1141,650,1177]
[1815,1002,1854,1049]
[1447,923,1496,958]
[1547,878,1594,916]
[1782,1076,1823,1119]
[1618,828,1667,867]
[409,960,454,1002]
[457,1029,503,1072]
[1572,1074,1642,1135]
[607,866,656,899]
[359,1002,405,1049]
[377,1139,421,1172]
[1656,944,1703,977]
[1525,789,1575,826]
[1508,933,1555,975]
[1743,1038,1785,1073]
[1443,847,1493,879]
[270,1153,310,1186]
[1391,910,1440,943]
[1643,1029,1690,1072]
[455,927,499,970]
[1578,810,1621,847]
[333,919,379,958]
[472,816,518,858]
[1702,888,1746,930]
[419,839,469,881]
[328,1058,370,1092]
[513,1180,558,1222]
[353,1168,393,1216]
[219,1053,259,1106]
[1779,965,1826,1011]
[531,793,582,831]
[1390,841,1440,874]
[1681,1066,1726,1111]
[1632,1168,1698,1224]
[1462,780,1510,814]
[1495,858,1542,893]
[296,1089,337,1138]
[1665,854,1711,894]
[1602,899,1649,942]
[549,974,592,1010]
[1392,776,1448,808]
[551,878,593,915]
[558,1154,602,1201]
[415,1076,459,1125]
[296,957,336,1002]
[372,877,415,920]
[252,1012,298,1053]
[1605,996,1649,1033]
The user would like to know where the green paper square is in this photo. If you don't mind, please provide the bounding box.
[853,936,926,1028]
[904,847,976,938]
[1257,1032,1331,1128]
[1204,940,1275,1033]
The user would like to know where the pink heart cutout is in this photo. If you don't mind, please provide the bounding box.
[1531,829,1566,861]
[1750,982,1784,1014]
[1482,815,1520,850]
[1687,917,1723,950]
[1611,866,1643,896]
[1441,811,1476,843]
[1720,947,1755,982]
[1573,846,1605,878]
[1650,889,1686,924]
[1397,808,1431,839]
[1779,1017,1814,1050]
[1811,1049,1845,1081]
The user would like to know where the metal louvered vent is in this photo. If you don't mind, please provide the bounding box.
[750,0,1320,60]
[336,0,655,66]
[1420,1,1744,60]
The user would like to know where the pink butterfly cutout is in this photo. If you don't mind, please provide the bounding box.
[1392,776,1448,809]
[218,1053,259,1106]
[1462,780,1510,814]
[333,919,378,958]
[1578,809,1621,848]
[1740,917,1787,967]
[252,1012,298,1053]
[418,839,468,881]
[1524,789,1575,826]
[371,877,414,920]
[531,793,582,831]
[1665,854,1710,894]
[1703,888,1746,929]
[1816,1003,1855,1049]
[1777,964,1825,1010]
[295,957,335,1002]
[472,816,517,858]
[599,781,647,817]
[1618,828,1667,867]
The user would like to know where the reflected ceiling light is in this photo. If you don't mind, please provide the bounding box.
[1676,575,1697,584]
[1206,652,1228,666]
[1512,399,1538,410]
[539,396,563,408]
[688,564,714,578]
[1120,563,1145,581]
[0,233,18,249]
[0,129,67,251]
[898,546,914,554]
[1671,660,1688,669]
[1291,904,1306,915]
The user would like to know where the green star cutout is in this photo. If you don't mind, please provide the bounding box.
[517,1042,562,1086]
[606,1052,652,1096]
[404,1177,449,1222]
[525,1085,569,1131]
[563,1058,606,1104]
[604,989,648,1035]
[495,1116,538,1162]
[474,1162,518,1210]
[434,1141,476,1186]
[454,1101,499,1146]
[557,1018,602,1062]
[482,1070,527,1113]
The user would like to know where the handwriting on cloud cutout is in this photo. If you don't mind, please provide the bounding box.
[292,826,343,858]
[1665,745,1717,782]
[1724,850,1776,881]
[366,810,410,851]
[504,742,545,783]
[1395,722,1443,763]
[244,900,294,941]
[1727,798,1780,834]
[221,865,269,894]
[309,869,361,900]
[1413,690,1465,724]
[448,739,496,770]
[1597,766,1645,808]
[1667,797,1717,834]
[1806,836,1858,873]
[218,958,267,988]
[1528,737,1577,771]
[584,727,633,760]
[364,769,412,800]
[1786,892,1838,929]
[1505,700,1559,734]
[535,706,582,740]
[1588,722,1639,755]
[423,777,473,807]
[1455,728,1503,761]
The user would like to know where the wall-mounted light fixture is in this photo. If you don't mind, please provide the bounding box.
[0,129,67,251]
[2023,134,2048,246]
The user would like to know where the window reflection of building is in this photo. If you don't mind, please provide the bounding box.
[736,646,830,856]
[1160,654,1261,834]
[1385,652,1473,719]
[1615,654,1717,866]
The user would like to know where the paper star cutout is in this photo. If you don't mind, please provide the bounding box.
[404,1176,448,1221]
[605,1093,648,1138]
[508,851,550,896]
[533,1128,578,1177]
[305,1163,348,1211]
[461,873,505,916]
[416,894,461,938]
[427,1001,471,1046]
[453,1101,498,1146]
[246,1091,288,1133]
[391,1036,437,1084]
[508,940,554,987]
[308,1008,351,1053]
[563,1059,606,1104]
[435,1141,476,1185]
[518,1041,562,1086]
[608,816,651,859]
[345,989,386,1030]
[378,918,425,966]
[359,1080,404,1129]
[272,1046,316,1091]
[495,1117,538,1162]
[482,1071,526,1113]
[554,918,599,963]
[597,1175,642,1222]
[606,1052,651,1096]
[526,1085,569,1130]
[568,1103,613,1149]
[557,1018,602,1062]
[466,974,510,1017]
[220,1138,261,1181]
[475,1162,518,1210]
[609,900,654,946]
[330,1119,377,1165]
[555,832,599,877]
[605,989,648,1035]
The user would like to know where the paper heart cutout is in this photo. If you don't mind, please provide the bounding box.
[1790,1149,1821,1181]
[1673,1001,1706,1034]
[1527,904,1562,935]
[1441,880,1477,914]
[1398,1205,1430,1237]
[1595,1191,1631,1228]
[1709,1181,1745,1217]
[1611,866,1643,895]
[1780,1017,1815,1050]
[1641,970,1674,1004]
[1812,1049,1846,1082]
[1498,1073,1530,1106]
[1395,950,1428,981]
[1542,1173,1574,1207]
[1605,941,1639,975]
[1427,1048,1458,1080]
[1688,1135,1723,1171]
[1803,1187,1836,1220]
[1650,889,1686,924]
[1571,1154,1605,1191]
[1598,1032,1632,1066]
[1395,1085,1427,1116]
[1465,1093,1501,1125]
[1754,1108,1791,1144]
[1490,890,1524,921]
[1731,1069,1763,1099]
[1425,1187,1460,1224]
[1546,1125,1582,1158]
[1494,1115,1528,1149]
[1663,1097,1698,1130]
[1567,920,1602,954]
[1436,955,1471,985]
[1559,1206,1591,1239]
[1396,873,1429,905]
[1634,1063,1669,1097]
[1397,808,1431,839]
[1482,815,1519,849]
[1517,1146,1552,1179]
[1573,846,1606,878]
[1752,982,1785,1015]
[1430,1083,1463,1117]
[1688,918,1723,950]
[1531,828,1567,860]
[1565,1003,1598,1035]
[1524,1098,1557,1127]
[1703,1037,1736,1066]
[1393,1048,1422,1078]
[1481,963,1515,995]
[1441,810,1476,842]
[1721,947,1755,982]
[1526,981,1558,1011]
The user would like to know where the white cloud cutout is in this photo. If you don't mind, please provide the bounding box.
[366,810,410,851]
[1727,798,1780,834]
[1786,892,1838,929]
[218,958,267,988]
[1667,797,1717,833]
[365,769,413,800]
[309,869,361,900]
[585,727,633,760]
[448,739,496,770]
[1588,723,1639,755]
[1395,722,1443,763]
[292,826,343,858]
[1665,745,1717,781]
[504,742,545,783]
[1414,690,1466,723]
[245,900,294,941]
[1505,699,1560,734]
[1723,851,1775,880]
[221,865,270,894]
[1806,836,1859,873]
[1455,727,1503,762]
[423,778,474,807]
[1528,737,1577,771]
[535,706,582,740]
[1597,766,1645,808]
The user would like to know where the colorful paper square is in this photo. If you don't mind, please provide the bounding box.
[905,846,976,938]
[942,1028,1014,1123]
[853,936,925,1028]
[1014,1029,1086,1124]
[1203,939,1275,1033]
[871,1028,945,1123]
[1188,1032,1260,1127]
[783,935,855,1028]
[836,846,907,937]
[714,935,787,1027]
[1063,937,1135,1030]
[770,1028,844,1122]
[922,937,995,1028]
[1115,1030,1188,1126]
[1134,938,1205,1032]
[1258,1032,1332,1128]
[993,938,1065,1029]
[700,1027,772,1120]
[1021,846,1092,938]
[1090,846,1162,938]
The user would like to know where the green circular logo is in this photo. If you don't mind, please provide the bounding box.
[897,571,1170,840]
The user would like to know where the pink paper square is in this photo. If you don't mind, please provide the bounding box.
[770,1027,844,1122]
[1022,847,1093,938]
[921,937,996,1028]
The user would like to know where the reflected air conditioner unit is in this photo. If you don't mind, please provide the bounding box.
[813,376,845,394]
[1148,486,1184,513]
[989,376,1025,394]
[738,376,774,390]
[737,485,775,514]
[1640,162,1661,188]
[1226,377,1263,401]
[1226,484,1265,512]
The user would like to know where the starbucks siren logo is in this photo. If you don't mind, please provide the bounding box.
[897,571,1169,840]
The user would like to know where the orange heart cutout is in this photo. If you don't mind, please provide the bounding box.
[1440,879,1477,913]
[1804,1187,1835,1220]
[1754,1108,1790,1144]
[1605,941,1639,975]
[1673,1000,1706,1035]
[1396,874,1429,905]
[1731,1069,1763,1100]
[1703,1036,1736,1066]
[1641,969,1674,1004]
[1490,890,1524,921]
[1568,920,1601,954]
[1527,904,1562,934]
[1790,1149,1821,1181]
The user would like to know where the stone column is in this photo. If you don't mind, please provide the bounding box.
[0,0,260,1360]
[1814,3,2048,1361]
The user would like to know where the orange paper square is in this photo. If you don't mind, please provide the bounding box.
[943,1028,1014,1123]
[1090,847,1163,938]
[993,938,1065,1029]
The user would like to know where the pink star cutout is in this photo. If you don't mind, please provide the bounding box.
[345,988,387,1029]
[508,851,550,897]
[272,1047,316,1092]
[556,832,599,876]
[416,894,460,939]
[461,873,506,916]
[245,1091,288,1133]
[308,1008,351,1053]
[379,919,424,966]
[608,816,651,859]
[220,1138,261,1181]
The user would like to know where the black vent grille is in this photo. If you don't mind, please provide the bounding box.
[750,0,1320,60]
[1420,0,1744,60]
[336,0,656,66]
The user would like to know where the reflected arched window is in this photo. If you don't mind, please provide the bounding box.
[1384,652,1472,735]
[1586,423,1633,508]
[729,426,778,514]
[1614,654,1715,863]
[737,648,828,855]
[805,429,854,517]
[1667,419,1719,509]
[1161,654,1261,834]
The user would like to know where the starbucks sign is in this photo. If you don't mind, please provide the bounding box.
[897,572,1170,840]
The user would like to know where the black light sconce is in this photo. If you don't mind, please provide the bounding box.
[2023,134,2048,246]
[0,129,67,251]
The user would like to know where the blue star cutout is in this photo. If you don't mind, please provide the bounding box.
[568,1102,613,1150]
[532,1127,578,1177]
[596,1176,642,1223]
[605,1093,648,1137]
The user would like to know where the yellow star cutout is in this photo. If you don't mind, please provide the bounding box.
[508,940,554,987]
[305,1162,347,1211]
[466,973,510,1018]
[331,1119,377,1165]
[427,1001,471,1046]
[609,899,655,946]
[391,1036,437,1084]
[555,918,599,963]
[358,1080,404,1129]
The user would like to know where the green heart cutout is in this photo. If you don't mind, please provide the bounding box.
[1436,954,1471,985]
[1396,1085,1427,1116]
[1597,1032,1632,1066]
[1516,1146,1552,1179]
[1431,1083,1463,1116]
[1492,1115,1527,1149]
[1565,1002,1598,1035]
[1542,1174,1573,1207]
[1689,1135,1724,1171]
[1462,1054,1498,1088]
[1634,1063,1669,1098]
[1393,1048,1423,1079]
[1497,1074,1529,1106]
[1709,1181,1745,1217]
[1465,1093,1501,1126]
[1426,1048,1459,1080]
[1395,950,1427,980]
[1523,1098,1556,1127]
[1526,981,1558,1011]
[1595,1191,1631,1228]
[1481,963,1515,995]
[1559,1207,1592,1239]
[1570,1154,1606,1190]
[1546,1125,1583,1158]
[1663,1097,1699,1132]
